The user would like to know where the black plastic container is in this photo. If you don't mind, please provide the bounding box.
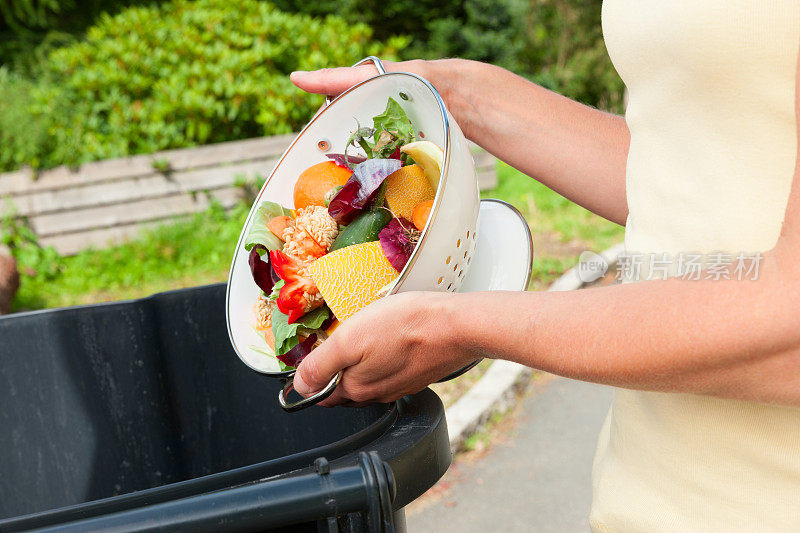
[0,284,450,531]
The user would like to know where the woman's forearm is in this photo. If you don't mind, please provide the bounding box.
[423,59,631,225]
[454,253,800,406]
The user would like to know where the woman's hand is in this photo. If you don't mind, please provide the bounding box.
[293,291,478,406]
[291,58,631,225]
[290,59,435,101]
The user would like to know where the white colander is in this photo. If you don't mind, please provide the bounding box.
[226,57,533,411]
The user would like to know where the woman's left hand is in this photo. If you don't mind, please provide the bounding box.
[293,291,478,406]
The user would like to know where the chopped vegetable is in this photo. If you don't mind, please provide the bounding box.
[277,334,318,368]
[378,218,419,273]
[272,305,330,356]
[266,215,293,242]
[245,201,292,252]
[249,245,276,294]
[371,98,415,159]
[245,96,444,370]
[330,208,392,251]
[270,250,323,324]
[327,153,367,169]
[327,158,401,225]
[411,200,434,231]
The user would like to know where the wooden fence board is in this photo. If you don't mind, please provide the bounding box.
[38,188,244,255]
[1,158,277,218]
[0,135,294,196]
[1,135,497,255]
[30,187,242,237]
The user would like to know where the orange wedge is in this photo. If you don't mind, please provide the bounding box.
[400,141,443,189]
[385,164,436,220]
[307,241,398,322]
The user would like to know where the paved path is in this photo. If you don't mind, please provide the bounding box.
[406,376,614,533]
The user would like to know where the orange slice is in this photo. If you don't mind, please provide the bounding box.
[385,164,436,220]
[307,241,398,322]
[400,141,444,189]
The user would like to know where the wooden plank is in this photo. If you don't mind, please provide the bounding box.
[0,193,31,218]
[0,135,294,196]
[40,221,167,256]
[171,159,276,192]
[31,189,223,237]
[0,168,34,195]
[477,169,498,191]
[159,134,293,170]
[8,158,275,217]
[21,175,180,217]
[39,188,244,255]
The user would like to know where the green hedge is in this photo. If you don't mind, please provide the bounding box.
[274,0,625,111]
[3,0,403,171]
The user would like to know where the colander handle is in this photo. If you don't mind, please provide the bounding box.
[324,56,387,105]
[278,371,342,412]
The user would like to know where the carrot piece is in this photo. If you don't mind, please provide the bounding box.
[266,215,293,241]
[325,319,340,336]
[411,200,434,231]
[263,327,275,350]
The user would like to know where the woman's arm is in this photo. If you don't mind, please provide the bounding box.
[292,59,630,225]
[293,48,800,408]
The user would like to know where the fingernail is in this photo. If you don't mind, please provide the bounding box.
[293,371,311,395]
[290,70,308,79]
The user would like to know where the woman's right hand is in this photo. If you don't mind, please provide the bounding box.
[290,59,433,101]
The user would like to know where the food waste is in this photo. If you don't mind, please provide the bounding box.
[245,98,445,370]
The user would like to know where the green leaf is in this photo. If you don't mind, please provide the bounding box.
[267,279,285,301]
[244,200,291,251]
[271,305,329,356]
[371,97,414,157]
[248,342,292,372]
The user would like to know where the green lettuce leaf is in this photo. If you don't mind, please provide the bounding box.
[267,279,285,301]
[271,305,330,356]
[372,97,414,158]
[244,201,291,251]
[248,343,292,372]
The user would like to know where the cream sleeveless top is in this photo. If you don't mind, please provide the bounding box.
[592,2,800,532]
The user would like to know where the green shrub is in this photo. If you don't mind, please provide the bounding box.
[2,0,404,170]
[273,0,624,112]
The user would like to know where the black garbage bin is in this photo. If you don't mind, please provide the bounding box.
[0,284,450,532]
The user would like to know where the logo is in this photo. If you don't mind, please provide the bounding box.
[577,251,608,283]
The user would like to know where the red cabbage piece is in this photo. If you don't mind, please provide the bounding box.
[326,153,367,168]
[328,158,401,225]
[248,245,276,294]
[379,218,416,273]
[277,334,317,368]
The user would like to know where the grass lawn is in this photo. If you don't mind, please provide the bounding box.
[9,164,623,311]
[484,162,624,290]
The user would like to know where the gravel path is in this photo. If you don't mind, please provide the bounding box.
[406,376,614,533]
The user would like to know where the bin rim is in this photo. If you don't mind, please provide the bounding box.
[1,395,398,531]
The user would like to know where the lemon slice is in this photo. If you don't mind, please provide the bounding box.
[400,141,444,189]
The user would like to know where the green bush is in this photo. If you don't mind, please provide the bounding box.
[0,1,156,68]
[273,0,624,112]
[2,0,404,170]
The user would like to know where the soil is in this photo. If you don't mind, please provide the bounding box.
[0,246,20,315]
